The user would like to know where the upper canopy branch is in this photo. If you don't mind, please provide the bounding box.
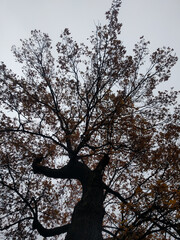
[0,127,68,152]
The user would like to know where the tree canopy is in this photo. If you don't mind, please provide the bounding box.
[0,0,180,239]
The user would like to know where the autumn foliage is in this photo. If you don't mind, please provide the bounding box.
[0,1,180,239]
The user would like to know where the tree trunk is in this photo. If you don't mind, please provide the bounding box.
[65,171,105,240]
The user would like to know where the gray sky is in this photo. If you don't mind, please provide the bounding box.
[0,0,180,91]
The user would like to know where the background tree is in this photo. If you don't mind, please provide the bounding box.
[0,0,180,239]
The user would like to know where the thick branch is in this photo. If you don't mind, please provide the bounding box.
[33,219,70,237]
[95,154,110,172]
[32,158,91,183]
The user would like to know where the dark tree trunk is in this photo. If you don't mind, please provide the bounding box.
[32,154,110,239]
[65,170,105,240]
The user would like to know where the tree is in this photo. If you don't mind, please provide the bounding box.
[0,0,180,239]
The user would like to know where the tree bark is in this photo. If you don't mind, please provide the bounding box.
[65,170,105,240]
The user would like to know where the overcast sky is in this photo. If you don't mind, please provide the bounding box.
[0,0,180,91]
